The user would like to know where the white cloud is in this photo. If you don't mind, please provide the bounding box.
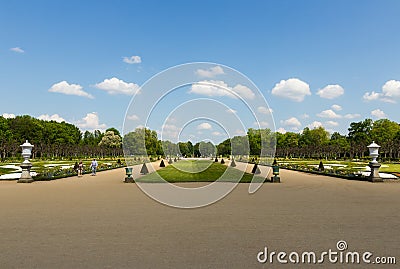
[331,104,342,111]
[382,80,400,98]
[254,121,269,128]
[281,117,301,130]
[10,47,24,53]
[317,109,342,119]
[127,114,139,121]
[2,113,15,119]
[226,108,237,114]
[195,66,224,78]
[76,112,106,130]
[257,106,273,114]
[371,109,386,119]
[49,81,94,99]
[271,78,311,102]
[363,91,381,101]
[317,84,344,99]
[307,121,323,129]
[344,113,361,119]
[38,114,66,123]
[95,77,140,95]
[161,123,180,139]
[234,129,246,136]
[325,120,339,127]
[363,80,400,103]
[212,131,223,136]
[276,127,287,134]
[189,80,255,99]
[123,55,141,64]
[300,113,309,119]
[232,84,256,99]
[197,122,212,130]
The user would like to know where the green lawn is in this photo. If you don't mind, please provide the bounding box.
[137,160,264,183]
[274,159,400,174]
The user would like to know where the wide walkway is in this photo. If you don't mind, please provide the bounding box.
[0,162,399,268]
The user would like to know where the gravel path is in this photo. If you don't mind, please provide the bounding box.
[0,163,399,268]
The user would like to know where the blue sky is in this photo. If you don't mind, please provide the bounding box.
[1,0,400,143]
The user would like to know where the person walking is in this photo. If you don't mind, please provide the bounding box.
[73,162,79,176]
[78,161,83,177]
[90,158,98,176]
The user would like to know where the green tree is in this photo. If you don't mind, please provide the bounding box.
[347,119,373,158]
[370,119,400,158]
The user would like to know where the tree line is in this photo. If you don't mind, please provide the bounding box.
[2,115,400,161]
[0,115,122,160]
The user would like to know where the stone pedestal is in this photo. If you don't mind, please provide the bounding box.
[124,177,134,183]
[18,162,33,183]
[369,162,383,182]
[271,175,280,183]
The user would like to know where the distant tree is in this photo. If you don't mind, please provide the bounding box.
[99,131,122,148]
[348,119,373,158]
[370,119,400,159]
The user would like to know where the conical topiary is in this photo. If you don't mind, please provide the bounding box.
[214,157,218,162]
[140,163,149,174]
[174,157,177,162]
[230,159,236,167]
[160,159,165,167]
[221,158,225,164]
[318,161,324,171]
[168,158,173,164]
[252,163,261,174]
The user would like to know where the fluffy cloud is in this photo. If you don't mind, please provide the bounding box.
[189,80,255,99]
[363,80,400,103]
[276,127,287,134]
[382,80,400,97]
[2,113,15,119]
[123,56,141,64]
[344,113,361,119]
[281,117,301,130]
[161,124,180,139]
[127,114,139,121]
[195,66,224,78]
[254,121,269,128]
[234,129,246,136]
[257,106,273,114]
[331,104,342,111]
[212,131,223,136]
[300,113,309,119]
[271,78,311,102]
[10,47,24,53]
[49,81,94,99]
[371,109,386,119]
[38,114,66,123]
[317,84,344,99]
[76,112,106,130]
[307,121,323,129]
[324,121,339,127]
[95,77,140,95]
[197,122,212,130]
[317,109,342,119]
[363,91,381,101]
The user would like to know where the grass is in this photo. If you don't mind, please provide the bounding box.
[137,160,264,183]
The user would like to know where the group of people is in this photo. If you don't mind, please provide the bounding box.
[73,159,98,177]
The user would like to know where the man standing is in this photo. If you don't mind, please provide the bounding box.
[90,159,98,176]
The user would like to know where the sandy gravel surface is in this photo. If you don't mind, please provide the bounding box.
[0,163,399,269]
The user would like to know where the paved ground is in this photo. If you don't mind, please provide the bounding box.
[0,161,399,268]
